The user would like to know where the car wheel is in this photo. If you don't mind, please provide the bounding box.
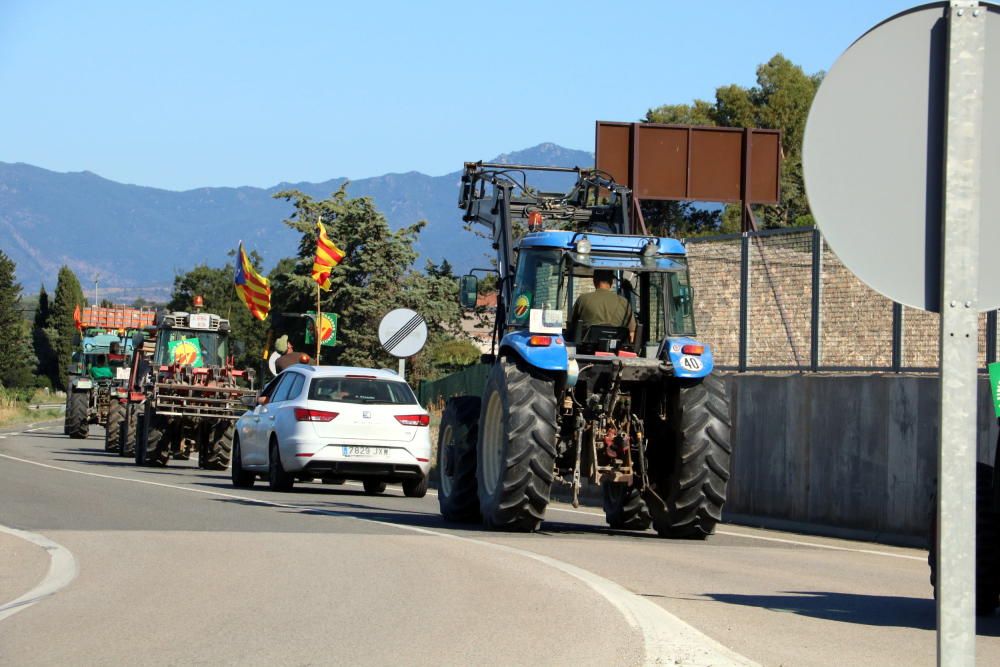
[402,475,428,498]
[268,439,295,492]
[363,479,387,495]
[231,437,255,489]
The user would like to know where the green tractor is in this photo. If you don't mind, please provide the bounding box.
[63,330,138,440]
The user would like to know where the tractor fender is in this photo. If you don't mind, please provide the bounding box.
[498,330,568,373]
[662,336,715,379]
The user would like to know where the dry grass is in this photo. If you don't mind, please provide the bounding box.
[0,390,63,427]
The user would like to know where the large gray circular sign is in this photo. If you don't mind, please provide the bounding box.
[378,308,427,358]
[803,2,1000,312]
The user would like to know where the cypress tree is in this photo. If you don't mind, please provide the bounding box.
[50,266,85,389]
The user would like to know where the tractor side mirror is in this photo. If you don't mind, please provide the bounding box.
[459,274,478,310]
[131,332,145,350]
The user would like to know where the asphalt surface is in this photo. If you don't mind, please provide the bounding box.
[2,421,999,666]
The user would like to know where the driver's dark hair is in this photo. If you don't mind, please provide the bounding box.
[593,269,614,285]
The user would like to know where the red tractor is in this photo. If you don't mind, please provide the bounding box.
[117,308,256,469]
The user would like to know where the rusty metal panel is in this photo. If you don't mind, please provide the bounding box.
[689,128,743,202]
[595,121,782,206]
[749,130,781,204]
[595,122,632,187]
[634,125,688,199]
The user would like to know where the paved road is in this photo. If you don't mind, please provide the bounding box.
[2,422,999,666]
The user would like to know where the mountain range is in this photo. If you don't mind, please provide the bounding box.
[0,143,594,301]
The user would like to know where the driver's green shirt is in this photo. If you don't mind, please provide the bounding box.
[569,288,636,339]
[89,366,113,380]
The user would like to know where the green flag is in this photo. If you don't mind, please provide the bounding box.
[305,312,338,347]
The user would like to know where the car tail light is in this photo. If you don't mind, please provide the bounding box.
[682,344,704,355]
[295,408,339,422]
[395,414,430,427]
[528,335,552,347]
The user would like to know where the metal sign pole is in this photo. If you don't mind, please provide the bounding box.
[937,2,984,665]
[398,358,405,381]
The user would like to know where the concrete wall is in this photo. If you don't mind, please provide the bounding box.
[724,374,999,538]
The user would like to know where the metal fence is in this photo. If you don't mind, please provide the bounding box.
[686,227,1000,373]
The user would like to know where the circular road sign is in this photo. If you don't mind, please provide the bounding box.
[803,2,1000,312]
[378,308,428,359]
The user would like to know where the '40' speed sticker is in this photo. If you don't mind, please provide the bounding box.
[679,355,703,372]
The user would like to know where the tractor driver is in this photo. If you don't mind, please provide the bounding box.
[567,269,636,343]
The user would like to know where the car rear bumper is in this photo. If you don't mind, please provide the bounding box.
[279,436,431,477]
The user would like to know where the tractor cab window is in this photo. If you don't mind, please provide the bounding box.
[509,249,562,327]
[667,269,696,336]
[155,330,228,367]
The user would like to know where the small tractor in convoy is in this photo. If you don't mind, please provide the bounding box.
[64,330,138,440]
[438,162,732,536]
[117,305,256,469]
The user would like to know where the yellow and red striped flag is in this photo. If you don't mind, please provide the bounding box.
[312,221,345,291]
[234,242,271,320]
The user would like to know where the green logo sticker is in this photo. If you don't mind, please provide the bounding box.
[513,293,531,321]
[989,362,1000,418]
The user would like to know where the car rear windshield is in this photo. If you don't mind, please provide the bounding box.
[308,377,417,405]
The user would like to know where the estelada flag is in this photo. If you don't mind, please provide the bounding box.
[73,304,82,331]
[234,242,271,320]
[311,221,345,291]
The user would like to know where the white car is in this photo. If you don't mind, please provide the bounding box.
[231,365,431,497]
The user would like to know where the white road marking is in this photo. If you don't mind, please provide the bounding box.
[343,482,926,562]
[0,451,754,666]
[0,524,79,622]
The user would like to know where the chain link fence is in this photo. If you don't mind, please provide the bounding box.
[687,227,1000,372]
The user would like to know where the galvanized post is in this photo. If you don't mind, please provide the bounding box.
[987,310,997,365]
[937,2,984,665]
[810,228,823,372]
[738,233,750,373]
[891,303,903,372]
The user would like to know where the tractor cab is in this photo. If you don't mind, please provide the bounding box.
[507,232,696,358]
[152,311,231,368]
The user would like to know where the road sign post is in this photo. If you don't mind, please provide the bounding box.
[936,4,985,663]
[803,2,1000,663]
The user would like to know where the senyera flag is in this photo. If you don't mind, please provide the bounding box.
[312,221,345,291]
[234,242,271,320]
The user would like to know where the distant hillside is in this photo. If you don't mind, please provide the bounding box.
[0,143,594,300]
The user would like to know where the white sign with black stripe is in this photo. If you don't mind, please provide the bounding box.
[378,308,427,359]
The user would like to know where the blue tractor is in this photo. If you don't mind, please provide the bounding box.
[437,162,732,537]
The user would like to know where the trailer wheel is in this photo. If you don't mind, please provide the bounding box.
[603,482,652,531]
[477,358,557,532]
[201,420,234,471]
[140,415,172,467]
[437,396,481,521]
[104,401,124,452]
[929,462,1000,616]
[67,391,89,439]
[119,408,137,457]
[644,373,732,539]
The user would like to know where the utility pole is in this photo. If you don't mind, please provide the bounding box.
[93,274,100,307]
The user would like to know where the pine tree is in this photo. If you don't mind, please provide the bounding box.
[0,251,35,388]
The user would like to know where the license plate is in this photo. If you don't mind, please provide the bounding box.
[342,446,389,457]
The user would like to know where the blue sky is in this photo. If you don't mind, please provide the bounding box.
[0,0,916,191]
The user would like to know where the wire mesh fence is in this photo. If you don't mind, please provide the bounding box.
[686,227,1000,372]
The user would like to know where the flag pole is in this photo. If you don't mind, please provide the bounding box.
[315,215,322,365]
[316,282,321,364]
